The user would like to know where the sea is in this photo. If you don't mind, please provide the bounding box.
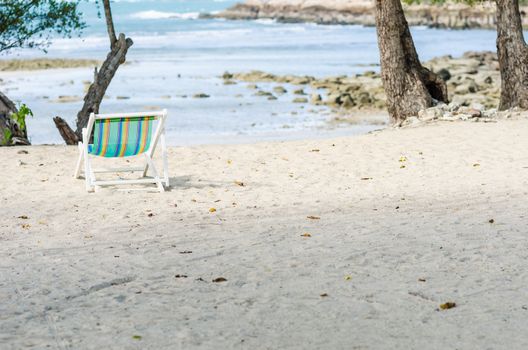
[0,0,499,145]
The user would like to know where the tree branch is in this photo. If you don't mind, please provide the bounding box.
[102,0,117,49]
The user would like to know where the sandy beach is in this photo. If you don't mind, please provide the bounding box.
[2,118,528,349]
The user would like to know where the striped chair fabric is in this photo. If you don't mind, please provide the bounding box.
[88,116,155,158]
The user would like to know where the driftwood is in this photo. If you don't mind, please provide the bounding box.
[53,116,79,145]
[54,0,133,145]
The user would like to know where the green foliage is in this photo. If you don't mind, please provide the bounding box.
[2,128,12,146]
[0,0,86,54]
[11,103,33,131]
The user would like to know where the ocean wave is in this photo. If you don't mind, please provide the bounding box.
[130,10,199,20]
[254,18,277,25]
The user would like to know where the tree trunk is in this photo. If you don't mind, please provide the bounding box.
[103,0,117,49]
[74,33,133,138]
[496,0,528,110]
[375,0,448,125]
[0,91,30,146]
[54,0,133,145]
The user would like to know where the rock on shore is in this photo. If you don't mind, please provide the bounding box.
[211,0,527,29]
[225,51,502,121]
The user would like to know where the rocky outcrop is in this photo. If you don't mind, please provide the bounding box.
[401,103,527,128]
[210,0,527,29]
[0,92,30,146]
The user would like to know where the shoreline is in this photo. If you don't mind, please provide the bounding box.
[0,58,100,72]
[0,51,503,145]
[208,1,527,29]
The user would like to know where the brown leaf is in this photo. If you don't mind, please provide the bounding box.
[320,293,329,297]
[212,277,227,283]
[18,215,29,220]
[234,181,245,187]
[209,208,217,213]
[310,149,320,153]
[361,177,372,181]
[300,233,312,238]
[439,302,456,310]
[307,216,320,220]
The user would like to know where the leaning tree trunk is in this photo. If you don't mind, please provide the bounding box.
[375,0,448,125]
[496,0,528,110]
[53,0,133,145]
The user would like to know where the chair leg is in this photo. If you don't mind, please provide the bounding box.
[74,142,84,179]
[144,154,164,193]
[84,148,94,192]
[161,133,169,187]
[142,160,149,178]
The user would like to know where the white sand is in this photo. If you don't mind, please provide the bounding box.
[1,120,528,349]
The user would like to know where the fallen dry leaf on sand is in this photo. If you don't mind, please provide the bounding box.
[212,277,227,283]
[344,275,352,281]
[301,233,312,237]
[209,208,217,213]
[307,216,320,220]
[439,302,457,310]
[361,177,372,181]
[234,181,245,187]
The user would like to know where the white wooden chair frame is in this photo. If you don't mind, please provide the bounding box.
[74,110,169,193]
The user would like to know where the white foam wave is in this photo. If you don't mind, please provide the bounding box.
[130,10,199,20]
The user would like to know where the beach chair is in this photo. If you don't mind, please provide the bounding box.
[74,110,169,192]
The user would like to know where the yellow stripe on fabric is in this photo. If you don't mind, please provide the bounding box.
[100,118,111,156]
[138,118,150,154]
[119,118,130,157]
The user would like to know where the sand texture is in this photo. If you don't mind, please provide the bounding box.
[1,120,528,349]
